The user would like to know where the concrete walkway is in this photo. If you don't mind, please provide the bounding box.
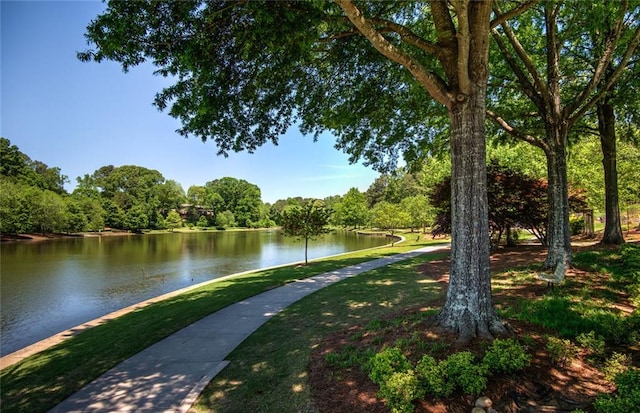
[48,245,446,413]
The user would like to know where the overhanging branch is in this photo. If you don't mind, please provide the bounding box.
[334,0,453,108]
[486,109,548,152]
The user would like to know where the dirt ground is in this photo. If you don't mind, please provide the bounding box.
[309,231,640,413]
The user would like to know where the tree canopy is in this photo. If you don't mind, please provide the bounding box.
[80,0,540,340]
[487,1,640,268]
[280,200,332,264]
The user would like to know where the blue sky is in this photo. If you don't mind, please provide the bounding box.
[1,1,380,203]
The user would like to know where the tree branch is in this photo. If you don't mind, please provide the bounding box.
[491,28,545,111]
[493,3,549,102]
[453,0,472,94]
[486,109,548,152]
[490,0,540,29]
[430,0,457,47]
[334,0,453,108]
[367,18,440,55]
[565,1,628,117]
[545,3,562,127]
[569,21,640,126]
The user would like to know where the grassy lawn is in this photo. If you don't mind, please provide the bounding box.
[192,241,640,413]
[0,233,446,413]
[190,244,449,412]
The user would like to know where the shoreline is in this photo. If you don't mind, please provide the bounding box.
[0,236,403,370]
[0,227,281,243]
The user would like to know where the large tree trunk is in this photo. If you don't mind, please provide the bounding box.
[542,132,572,277]
[437,86,505,342]
[597,97,625,245]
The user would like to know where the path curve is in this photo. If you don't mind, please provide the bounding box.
[48,244,447,413]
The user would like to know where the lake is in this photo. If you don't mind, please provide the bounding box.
[0,230,389,356]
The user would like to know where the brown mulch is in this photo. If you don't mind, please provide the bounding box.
[309,235,640,413]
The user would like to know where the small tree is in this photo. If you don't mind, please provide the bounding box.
[196,215,209,229]
[400,195,434,234]
[371,201,410,243]
[280,200,331,265]
[216,210,236,229]
[123,204,149,233]
[165,210,183,231]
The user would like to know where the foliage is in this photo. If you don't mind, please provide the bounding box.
[601,352,633,382]
[333,188,369,228]
[196,216,209,229]
[620,243,640,303]
[439,351,487,396]
[368,339,531,411]
[569,216,585,236]
[575,331,606,359]
[367,347,412,385]
[400,195,434,233]
[0,178,31,234]
[280,200,331,264]
[371,202,411,236]
[0,137,68,194]
[165,210,183,231]
[593,368,640,413]
[546,336,580,366]
[415,355,453,398]
[482,338,531,374]
[376,370,423,413]
[215,210,236,229]
[204,177,261,227]
[431,162,588,245]
[123,204,149,233]
[568,137,640,212]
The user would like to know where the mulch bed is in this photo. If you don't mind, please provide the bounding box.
[308,237,640,413]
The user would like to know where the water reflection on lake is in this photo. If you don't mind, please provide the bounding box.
[0,230,389,356]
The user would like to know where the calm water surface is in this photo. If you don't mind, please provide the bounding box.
[0,230,389,355]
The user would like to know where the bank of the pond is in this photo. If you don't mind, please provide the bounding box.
[0,235,404,369]
[2,228,392,355]
[1,236,443,413]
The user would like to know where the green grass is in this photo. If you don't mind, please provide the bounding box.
[0,234,446,413]
[191,249,448,412]
[497,245,640,344]
[189,240,639,413]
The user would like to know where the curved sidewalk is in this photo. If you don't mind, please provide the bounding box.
[49,245,446,413]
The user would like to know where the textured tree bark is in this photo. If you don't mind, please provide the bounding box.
[437,86,506,342]
[542,133,572,276]
[597,99,625,245]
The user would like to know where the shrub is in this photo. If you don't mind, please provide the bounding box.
[621,244,640,305]
[440,351,487,396]
[601,352,632,382]
[546,336,579,366]
[620,243,640,275]
[595,313,628,345]
[377,370,424,413]
[368,347,412,385]
[482,338,531,374]
[624,310,640,344]
[570,217,585,235]
[415,355,453,398]
[576,331,606,358]
[593,368,640,413]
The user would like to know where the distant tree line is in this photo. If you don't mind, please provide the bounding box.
[2,137,638,240]
[0,138,271,234]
